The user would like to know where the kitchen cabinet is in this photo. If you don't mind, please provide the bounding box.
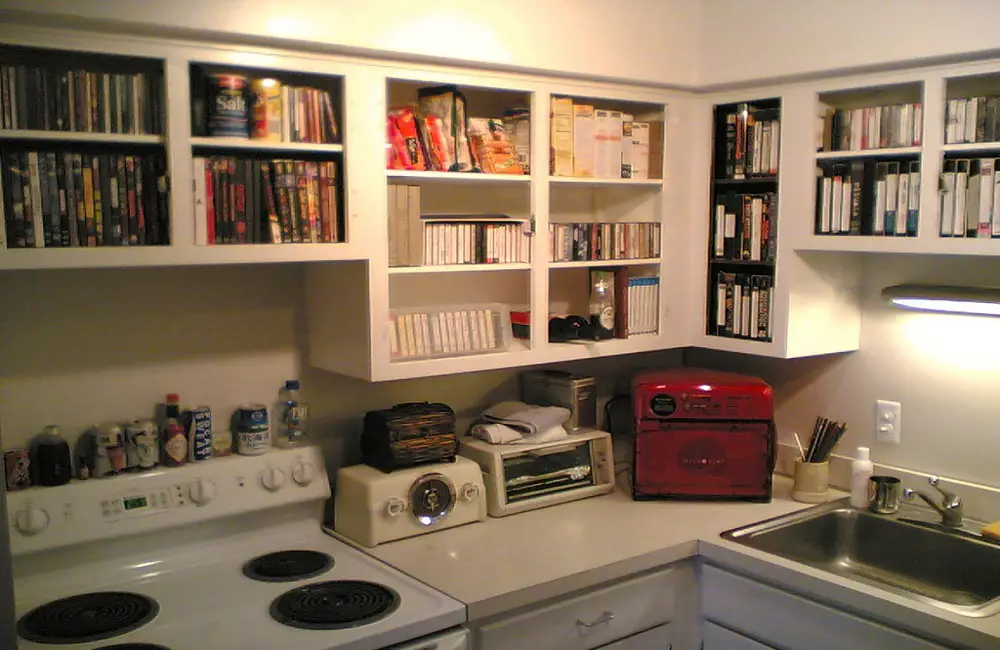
[701,565,951,650]
[469,565,681,650]
[702,623,774,650]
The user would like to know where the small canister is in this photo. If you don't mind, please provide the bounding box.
[185,406,214,462]
[251,78,282,141]
[4,449,31,491]
[125,419,159,471]
[94,423,126,478]
[207,73,249,138]
[34,425,72,486]
[213,429,233,457]
[233,404,270,455]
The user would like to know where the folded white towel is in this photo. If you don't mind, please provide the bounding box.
[469,423,568,445]
[480,401,570,436]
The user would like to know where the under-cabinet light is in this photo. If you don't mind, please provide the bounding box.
[882,284,1000,317]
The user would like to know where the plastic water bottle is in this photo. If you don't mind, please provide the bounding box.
[277,380,308,448]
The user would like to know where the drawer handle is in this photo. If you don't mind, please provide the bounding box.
[576,611,615,628]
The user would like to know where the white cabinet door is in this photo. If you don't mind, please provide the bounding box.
[599,624,671,650]
[702,566,951,650]
[703,623,775,650]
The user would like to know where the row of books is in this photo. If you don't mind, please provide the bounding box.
[549,222,661,262]
[422,221,530,266]
[2,150,168,248]
[387,86,528,174]
[939,158,1000,238]
[818,103,922,152]
[722,104,780,179]
[815,160,920,236]
[944,97,1000,145]
[626,276,660,336]
[711,192,777,262]
[713,272,773,341]
[389,307,504,361]
[0,66,162,135]
[551,97,662,179]
[191,157,341,245]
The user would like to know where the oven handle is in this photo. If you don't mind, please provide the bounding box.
[526,442,584,457]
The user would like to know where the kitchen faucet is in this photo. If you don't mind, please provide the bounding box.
[904,476,963,528]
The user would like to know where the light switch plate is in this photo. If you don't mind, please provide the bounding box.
[875,399,902,444]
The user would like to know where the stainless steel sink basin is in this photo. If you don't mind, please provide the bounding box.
[721,498,1000,617]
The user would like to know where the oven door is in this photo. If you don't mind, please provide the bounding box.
[502,440,597,504]
[633,421,773,500]
[388,627,467,650]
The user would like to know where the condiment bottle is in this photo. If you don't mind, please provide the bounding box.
[850,446,874,508]
[276,380,308,448]
[161,394,187,467]
[34,425,72,486]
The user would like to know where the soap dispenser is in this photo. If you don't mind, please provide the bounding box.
[850,446,874,508]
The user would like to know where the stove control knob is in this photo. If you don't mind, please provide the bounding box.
[460,483,481,502]
[261,467,287,492]
[385,497,406,517]
[189,479,217,505]
[14,504,50,536]
[291,461,315,486]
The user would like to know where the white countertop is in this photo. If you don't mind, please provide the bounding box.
[362,477,1000,650]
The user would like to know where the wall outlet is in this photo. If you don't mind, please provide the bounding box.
[875,399,902,444]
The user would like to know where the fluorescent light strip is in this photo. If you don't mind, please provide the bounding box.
[890,297,1000,316]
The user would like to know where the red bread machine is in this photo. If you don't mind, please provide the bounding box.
[631,368,775,502]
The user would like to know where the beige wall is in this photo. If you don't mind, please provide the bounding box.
[0,0,704,87]
[0,265,681,471]
[701,0,1000,87]
[688,253,1000,490]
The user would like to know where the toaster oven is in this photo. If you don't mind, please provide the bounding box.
[458,430,614,517]
[631,368,775,502]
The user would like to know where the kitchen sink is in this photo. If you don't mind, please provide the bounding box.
[721,498,1000,617]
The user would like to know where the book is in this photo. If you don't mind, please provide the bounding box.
[907,161,920,237]
[966,159,982,237]
[940,159,956,237]
[594,109,610,179]
[606,111,623,179]
[631,122,650,180]
[954,159,969,237]
[978,158,995,238]
[621,114,634,179]
[884,162,899,236]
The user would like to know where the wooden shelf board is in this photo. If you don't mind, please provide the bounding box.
[0,130,164,144]
[190,137,344,153]
[389,263,531,274]
[387,170,529,183]
[815,147,920,160]
[550,176,663,187]
[549,258,660,268]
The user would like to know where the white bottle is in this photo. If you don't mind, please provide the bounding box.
[850,446,874,508]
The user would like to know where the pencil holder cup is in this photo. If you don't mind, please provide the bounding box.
[791,459,830,503]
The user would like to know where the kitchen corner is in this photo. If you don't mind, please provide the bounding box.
[357,476,1000,650]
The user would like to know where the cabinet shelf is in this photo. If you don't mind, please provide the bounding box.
[796,235,1000,256]
[389,263,531,274]
[815,147,920,160]
[549,258,660,268]
[190,137,343,153]
[387,170,529,184]
[0,130,164,145]
[941,142,1000,153]
[713,177,777,185]
[549,176,662,187]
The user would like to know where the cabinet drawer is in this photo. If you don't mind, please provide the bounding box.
[703,622,774,650]
[702,565,950,650]
[477,568,676,650]
[600,623,670,650]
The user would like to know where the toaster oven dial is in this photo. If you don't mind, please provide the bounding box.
[460,482,481,502]
[385,497,406,517]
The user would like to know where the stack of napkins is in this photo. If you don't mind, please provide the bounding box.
[469,401,570,444]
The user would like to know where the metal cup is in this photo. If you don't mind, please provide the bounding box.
[868,475,903,514]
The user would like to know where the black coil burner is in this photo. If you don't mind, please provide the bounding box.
[18,592,159,644]
[94,645,170,650]
[243,550,334,582]
[270,580,400,630]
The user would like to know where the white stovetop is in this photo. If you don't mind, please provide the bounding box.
[14,518,464,650]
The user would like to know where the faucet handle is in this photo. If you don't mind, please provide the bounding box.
[928,476,960,507]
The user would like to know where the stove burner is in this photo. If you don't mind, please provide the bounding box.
[18,592,158,644]
[270,580,400,630]
[94,645,170,650]
[243,550,334,582]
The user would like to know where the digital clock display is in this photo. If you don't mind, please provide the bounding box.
[123,496,148,511]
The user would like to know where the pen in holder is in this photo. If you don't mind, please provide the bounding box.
[791,459,830,503]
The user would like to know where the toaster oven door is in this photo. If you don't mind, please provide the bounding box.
[634,421,773,500]
[502,440,596,503]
